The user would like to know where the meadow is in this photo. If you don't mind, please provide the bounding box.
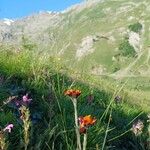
[0,44,150,150]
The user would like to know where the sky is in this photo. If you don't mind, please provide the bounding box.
[0,0,82,19]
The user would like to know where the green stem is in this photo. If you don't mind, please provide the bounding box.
[83,133,87,150]
[25,145,27,150]
[50,82,70,149]
[101,110,112,150]
[72,98,81,150]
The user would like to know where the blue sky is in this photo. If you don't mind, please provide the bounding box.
[0,0,82,19]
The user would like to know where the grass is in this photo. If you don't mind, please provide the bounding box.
[0,45,150,150]
[0,1,150,149]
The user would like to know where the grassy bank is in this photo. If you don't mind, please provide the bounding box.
[0,46,149,150]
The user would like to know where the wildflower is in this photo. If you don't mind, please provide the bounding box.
[80,115,96,126]
[78,115,96,134]
[23,94,32,103]
[114,95,122,104]
[0,131,6,150]
[132,120,144,136]
[15,100,20,106]
[19,106,26,120]
[64,89,82,149]
[3,124,14,133]
[64,89,81,98]
[87,94,94,105]
[19,106,31,149]
[22,94,32,107]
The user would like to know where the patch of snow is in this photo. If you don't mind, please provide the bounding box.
[3,18,14,26]
[47,11,52,14]
[56,12,60,15]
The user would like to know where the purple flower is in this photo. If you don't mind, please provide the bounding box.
[3,124,14,133]
[15,100,20,106]
[114,96,122,104]
[87,94,94,105]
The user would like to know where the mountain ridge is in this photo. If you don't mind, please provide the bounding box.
[0,0,150,77]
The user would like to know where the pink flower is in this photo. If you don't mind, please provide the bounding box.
[3,124,14,133]
[15,100,20,106]
[22,94,32,103]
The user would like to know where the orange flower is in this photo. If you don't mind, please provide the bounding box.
[78,115,96,134]
[79,115,96,126]
[64,89,81,98]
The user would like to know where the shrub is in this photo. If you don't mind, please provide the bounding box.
[128,22,142,33]
[119,39,136,57]
[113,65,120,73]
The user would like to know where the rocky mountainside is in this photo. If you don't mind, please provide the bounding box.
[0,0,100,44]
[0,12,62,44]
[0,0,150,77]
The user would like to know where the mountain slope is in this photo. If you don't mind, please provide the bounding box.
[0,0,150,77]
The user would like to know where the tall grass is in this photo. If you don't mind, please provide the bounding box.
[0,45,148,149]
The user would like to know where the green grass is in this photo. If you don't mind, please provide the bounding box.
[1,0,150,149]
[31,0,149,78]
[0,46,149,150]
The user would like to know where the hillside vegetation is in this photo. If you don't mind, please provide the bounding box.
[0,0,150,150]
